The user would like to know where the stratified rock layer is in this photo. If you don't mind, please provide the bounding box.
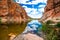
[41,0,60,22]
[0,0,28,24]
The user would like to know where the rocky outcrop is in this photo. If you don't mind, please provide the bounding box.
[44,0,60,12]
[13,33,44,40]
[41,0,60,22]
[0,0,28,24]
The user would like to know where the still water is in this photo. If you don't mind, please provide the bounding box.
[0,20,42,40]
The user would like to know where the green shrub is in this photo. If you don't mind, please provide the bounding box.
[56,22,60,28]
[46,20,53,24]
[42,23,47,32]
[41,23,58,40]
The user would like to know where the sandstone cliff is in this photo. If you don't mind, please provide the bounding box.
[41,0,60,22]
[0,0,28,24]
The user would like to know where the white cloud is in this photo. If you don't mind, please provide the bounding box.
[15,0,47,18]
[24,7,32,13]
[38,8,44,12]
[39,5,46,8]
[15,0,47,4]
[15,0,28,3]
[27,10,42,18]
[29,0,47,4]
[22,5,43,18]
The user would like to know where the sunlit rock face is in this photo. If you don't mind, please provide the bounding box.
[45,0,60,12]
[0,0,28,24]
[41,0,60,22]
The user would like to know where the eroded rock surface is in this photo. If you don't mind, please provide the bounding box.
[0,0,28,24]
[41,0,60,22]
[13,33,44,40]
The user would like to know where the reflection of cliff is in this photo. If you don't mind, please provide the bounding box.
[41,0,60,22]
[0,0,28,24]
[0,24,27,40]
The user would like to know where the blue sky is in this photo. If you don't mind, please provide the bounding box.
[14,0,47,18]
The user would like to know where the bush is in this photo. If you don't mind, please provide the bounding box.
[41,23,47,32]
[41,23,58,40]
[56,22,60,28]
[46,20,53,24]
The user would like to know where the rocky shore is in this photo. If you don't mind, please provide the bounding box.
[13,33,44,40]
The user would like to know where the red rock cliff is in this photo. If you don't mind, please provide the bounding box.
[41,0,60,22]
[0,0,28,24]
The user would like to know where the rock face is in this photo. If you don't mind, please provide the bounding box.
[0,0,28,24]
[45,0,60,12]
[13,33,44,40]
[41,0,60,22]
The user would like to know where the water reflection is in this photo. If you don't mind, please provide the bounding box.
[0,20,42,40]
[0,23,27,40]
[23,20,42,34]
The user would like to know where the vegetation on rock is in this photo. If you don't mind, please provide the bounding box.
[38,20,60,40]
[56,22,60,28]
